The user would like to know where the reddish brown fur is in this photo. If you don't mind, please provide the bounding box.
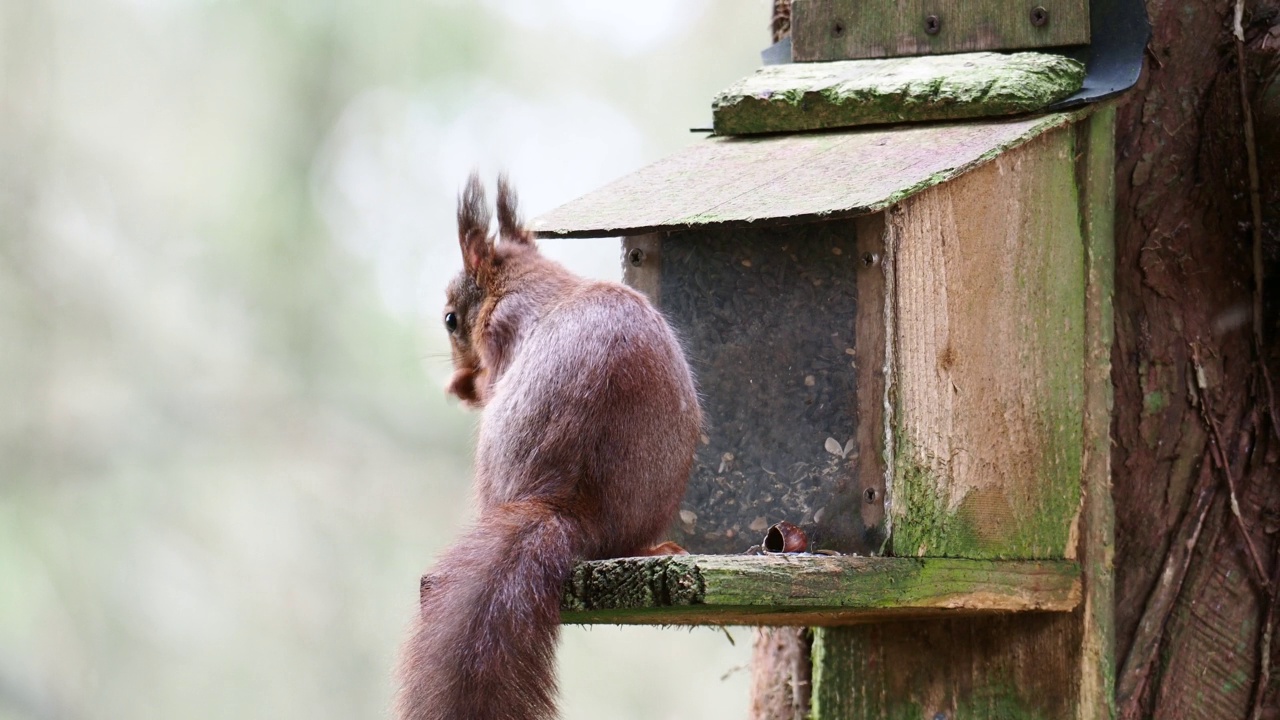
[396,173,701,720]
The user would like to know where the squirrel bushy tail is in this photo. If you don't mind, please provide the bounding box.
[396,499,580,720]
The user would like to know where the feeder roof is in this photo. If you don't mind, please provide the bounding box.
[532,111,1082,239]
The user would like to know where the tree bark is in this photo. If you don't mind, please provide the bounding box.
[748,628,811,720]
[1112,0,1280,715]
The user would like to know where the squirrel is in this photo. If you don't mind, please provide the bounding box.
[394,173,702,720]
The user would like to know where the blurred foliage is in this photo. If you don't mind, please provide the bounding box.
[0,1,769,718]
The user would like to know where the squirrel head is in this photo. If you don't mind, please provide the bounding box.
[443,173,536,406]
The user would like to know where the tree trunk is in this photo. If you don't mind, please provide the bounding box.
[1112,0,1280,716]
[748,628,811,720]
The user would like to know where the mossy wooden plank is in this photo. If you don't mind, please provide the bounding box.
[533,113,1082,240]
[1076,105,1117,720]
[811,614,1082,719]
[560,555,1080,626]
[713,52,1084,136]
[791,0,1090,62]
[890,123,1084,560]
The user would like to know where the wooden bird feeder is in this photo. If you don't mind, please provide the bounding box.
[531,1,1123,716]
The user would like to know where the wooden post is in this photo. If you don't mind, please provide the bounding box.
[1077,105,1116,720]
[795,111,1114,720]
[749,628,812,720]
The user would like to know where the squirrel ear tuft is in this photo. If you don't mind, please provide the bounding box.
[458,172,494,275]
[496,174,533,245]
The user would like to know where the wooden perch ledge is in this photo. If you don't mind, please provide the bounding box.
[560,555,1081,626]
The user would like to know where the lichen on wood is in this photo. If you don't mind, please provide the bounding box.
[560,554,1081,626]
[532,112,1084,240]
[889,125,1085,560]
[712,52,1085,136]
[1077,105,1118,720]
[811,615,1081,719]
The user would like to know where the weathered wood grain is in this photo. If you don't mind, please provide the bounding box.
[1076,105,1117,720]
[811,614,1082,719]
[854,215,888,550]
[805,106,1114,720]
[713,52,1084,135]
[791,0,1090,62]
[560,555,1081,626]
[890,123,1085,560]
[532,112,1082,240]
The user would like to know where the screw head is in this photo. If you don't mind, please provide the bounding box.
[627,247,645,267]
[864,487,878,504]
[1030,6,1049,26]
[924,14,942,35]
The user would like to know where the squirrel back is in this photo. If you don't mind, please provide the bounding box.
[395,174,701,720]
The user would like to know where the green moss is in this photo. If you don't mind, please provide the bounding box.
[812,629,1057,720]
[1138,359,1175,450]
[894,425,1080,560]
[1013,167,1086,558]
[892,437,981,557]
[1143,390,1168,414]
[713,52,1085,135]
[561,556,1080,625]
[891,132,1084,560]
[1224,668,1251,694]
[954,684,1055,720]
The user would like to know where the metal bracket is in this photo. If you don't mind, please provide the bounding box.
[1046,0,1150,107]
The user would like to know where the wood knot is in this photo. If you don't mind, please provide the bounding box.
[938,344,956,372]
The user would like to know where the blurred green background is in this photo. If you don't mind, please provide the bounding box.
[0,1,771,718]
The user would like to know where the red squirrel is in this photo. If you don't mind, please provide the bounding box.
[395,174,701,720]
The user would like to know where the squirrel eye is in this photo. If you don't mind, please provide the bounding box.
[444,312,458,333]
